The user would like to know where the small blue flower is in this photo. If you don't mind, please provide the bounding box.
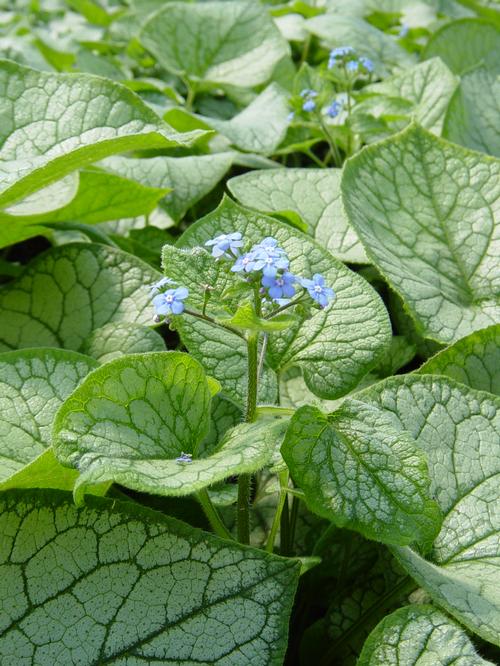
[262,272,297,300]
[231,249,261,273]
[205,232,244,259]
[302,99,316,113]
[300,88,318,98]
[346,59,359,72]
[148,276,176,297]
[176,452,192,465]
[359,56,374,72]
[254,237,280,250]
[152,286,189,316]
[300,274,335,308]
[328,46,354,69]
[325,100,342,118]
[252,244,290,277]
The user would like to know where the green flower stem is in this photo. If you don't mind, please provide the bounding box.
[266,470,290,553]
[264,293,308,319]
[197,489,234,541]
[237,330,259,544]
[317,114,341,167]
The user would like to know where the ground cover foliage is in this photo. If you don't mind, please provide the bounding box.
[0,0,499,664]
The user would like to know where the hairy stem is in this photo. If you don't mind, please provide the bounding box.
[197,490,234,541]
[266,471,290,553]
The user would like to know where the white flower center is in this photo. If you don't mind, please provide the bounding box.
[314,285,323,293]
[166,295,174,303]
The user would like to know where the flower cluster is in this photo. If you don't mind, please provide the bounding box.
[300,88,318,113]
[327,46,374,74]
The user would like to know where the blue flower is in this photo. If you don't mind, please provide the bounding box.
[176,452,192,465]
[328,46,354,69]
[205,232,244,259]
[302,99,316,113]
[346,59,359,72]
[152,287,189,315]
[325,100,342,118]
[231,249,261,273]
[148,276,176,297]
[251,244,290,277]
[254,237,280,250]
[359,56,374,72]
[300,88,318,98]
[300,274,335,308]
[262,272,297,300]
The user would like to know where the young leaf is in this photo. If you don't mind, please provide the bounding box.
[80,323,165,363]
[342,125,500,344]
[101,152,233,222]
[444,67,500,158]
[358,374,500,646]
[140,1,289,88]
[219,303,296,333]
[200,84,290,154]
[178,197,391,399]
[418,324,500,395]
[0,60,203,209]
[281,400,441,548]
[228,168,368,263]
[0,243,162,352]
[0,348,97,482]
[0,489,300,664]
[358,605,494,665]
[52,352,285,500]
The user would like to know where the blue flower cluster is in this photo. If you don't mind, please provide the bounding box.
[300,88,318,113]
[327,46,374,74]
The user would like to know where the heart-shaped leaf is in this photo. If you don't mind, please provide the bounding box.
[0,242,161,352]
[0,60,202,209]
[80,323,165,363]
[342,125,500,344]
[0,489,300,664]
[0,348,97,483]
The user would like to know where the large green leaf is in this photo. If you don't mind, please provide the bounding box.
[444,67,500,158]
[0,348,97,482]
[342,125,500,344]
[53,352,286,500]
[0,489,300,664]
[362,58,458,135]
[80,323,165,363]
[200,84,290,155]
[102,152,233,222]
[418,324,500,395]
[178,197,391,399]
[0,243,161,352]
[305,14,415,74]
[140,1,289,88]
[358,605,494,665]
[422,18,500,75]
[281,400,441,547]
[0,60,202,209]
[358,374,500,646]
[228,168,367,263]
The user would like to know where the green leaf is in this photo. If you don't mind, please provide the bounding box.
[175,315,279,406]
[0,60,203,209]
[422,18,500,75]
[52,351,287,500]
[362,58,458,135]
[101,152,233,222]
[140,1,289,88]
[305,14,415,75]
[178,197,391,399]
[358,605,494,665]
[0,242,162,352]
[0,348,97,483]
[357,374,500,646]
[80,323,165,363]
[220,303,296,333]
[281,400,441,547]
[199,84,290,155]
[342,125,500,344]
[443,67,500,158]
[418,324,500,395]
[0,489,300,664]
[228,168,368,263]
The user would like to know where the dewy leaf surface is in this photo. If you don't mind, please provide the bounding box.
[342,125,500,344]
[101,152,233,222]
[0,242,162,352]
[364,58,458,135]
[444,67,500,158]
[0,348,98,482]
[52,352,285,500]
[358,604,494,666]
[418,324,500,395]
[178,197,390,399]
[140,1,289,88]
[228,168,367,263]
[357,374,500,645]
[0,60,202,209]
[199,84,290,155]
[0,489,300,665]
[281,400,440,547]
